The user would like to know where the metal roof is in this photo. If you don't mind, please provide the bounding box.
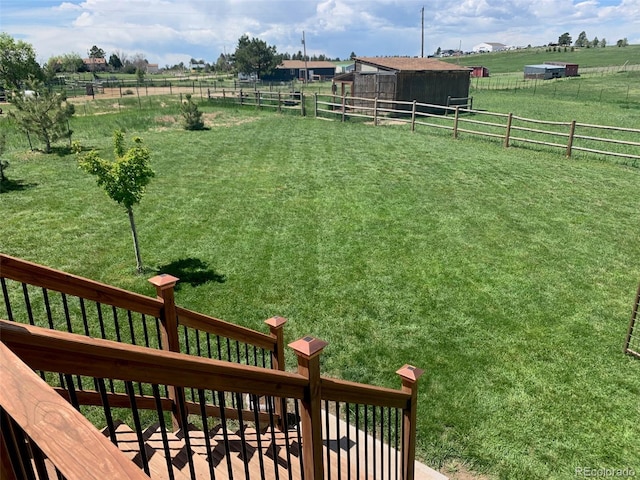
[278,60,336,69]
[356,57,471,72]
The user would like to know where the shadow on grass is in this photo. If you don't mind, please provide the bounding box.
[0,178,37,193]
[156,258,226,290]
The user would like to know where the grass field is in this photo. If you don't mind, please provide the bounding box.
[1,75,640,480]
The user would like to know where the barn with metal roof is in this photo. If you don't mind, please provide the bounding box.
[334,57,472,113]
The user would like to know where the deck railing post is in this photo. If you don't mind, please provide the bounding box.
[396,364,424,480]
[265,316,288,429]
[289,336,328,480]
[148,274,184,430]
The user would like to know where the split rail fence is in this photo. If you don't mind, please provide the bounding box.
[311,93,640,164]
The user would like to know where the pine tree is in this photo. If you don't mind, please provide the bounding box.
[180,94,205,130]
[8,82,74,153]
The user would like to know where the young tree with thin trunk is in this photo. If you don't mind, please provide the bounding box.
[78,130,155,273]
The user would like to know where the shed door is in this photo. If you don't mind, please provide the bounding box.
[375,74,396,101]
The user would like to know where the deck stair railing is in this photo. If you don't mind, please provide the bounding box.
[0,254,424,480]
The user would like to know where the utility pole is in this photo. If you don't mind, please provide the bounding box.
[302,31,308,84]
[421,6,424,57]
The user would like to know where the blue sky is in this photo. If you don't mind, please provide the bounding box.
[1,0,638,67]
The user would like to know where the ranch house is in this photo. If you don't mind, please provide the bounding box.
[267,60,337,82]
[333,57,472,113]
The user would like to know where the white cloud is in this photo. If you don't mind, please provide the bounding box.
[3,0,639,66]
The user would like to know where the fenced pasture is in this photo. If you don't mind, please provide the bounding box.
[1,102,639,480]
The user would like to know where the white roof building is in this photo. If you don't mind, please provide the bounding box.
[472,42,508,53]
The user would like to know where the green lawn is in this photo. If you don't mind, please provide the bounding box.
[1,100,639,480]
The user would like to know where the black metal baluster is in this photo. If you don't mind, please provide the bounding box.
[127,310,136,345]
[80,298,90,336]
[155,317,163,349]
[267,395,280,480]
[152,384,176,480]
[216,335,223,361]
[235,341,241,364]
[142,314,151,348]
[387,407,392,480]
[336,402,342,480]
[364,405,369,480]
[97,378,118,446]
[64,373,80,411]
[61,293,72,332]
[1,278,13,321]
[373,405,377,480]
[244,343,249,365]
[2,411,37,480]
[346,404,351,480]
[281,398,294,480]
[43,288,54,329]
[197,389,216,480]
[183,327,195,401]
[125,381,150,476]
[206,332,212,360]
[195,329,202,358]
[395,408,400,480]
[235,393,251,480]
[21,283,34,325]
[355,404,360,480]
[294,400,305,480]
[251,394,266,480]
[217,390,234,480]
[253,346,258,367]
[112,306,121,342]
[226,338,232,362]
[325,399,331,480]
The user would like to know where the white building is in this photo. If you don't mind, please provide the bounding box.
[472,42,508,53]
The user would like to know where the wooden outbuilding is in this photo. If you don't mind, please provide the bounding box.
[470,66,490,77]
[333,57,471,114]
[544,61,579,77]
[524,64,566,79]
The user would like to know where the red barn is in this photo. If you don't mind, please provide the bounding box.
[470,66,490,77]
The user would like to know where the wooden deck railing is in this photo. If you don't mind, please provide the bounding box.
[0,340,150,480]
[0,255,425,480]
[1,320,422,480]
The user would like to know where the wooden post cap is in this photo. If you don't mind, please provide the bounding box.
[148,274,179,289]
[288,336,328,359]
[396,364,425,383]
[265,316,287,328]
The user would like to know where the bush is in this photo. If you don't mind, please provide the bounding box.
[180,94,205,130]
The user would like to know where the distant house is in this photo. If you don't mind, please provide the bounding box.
[524,64,566,79]
[544,61,579,77]
[334,57,471,113]
[146,63,160,74]
[266,60,337,82]
[472,42,507,53]
[83,57,107,71]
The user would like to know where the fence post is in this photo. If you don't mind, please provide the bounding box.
[411,100,417,132]
[314,92,318,117]
[374,97,379,126]
[566,120,577,157]
[342,94,346,122]
[504,113,513,148]
[453,106,460,139]
[289,336,328,480]
[265,316,288,429]
[396,365,424,480]
[300,92,305,116]
[148,274,184,430]
[278,91,282,113]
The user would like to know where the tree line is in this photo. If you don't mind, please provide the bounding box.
[555,31,629,49]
